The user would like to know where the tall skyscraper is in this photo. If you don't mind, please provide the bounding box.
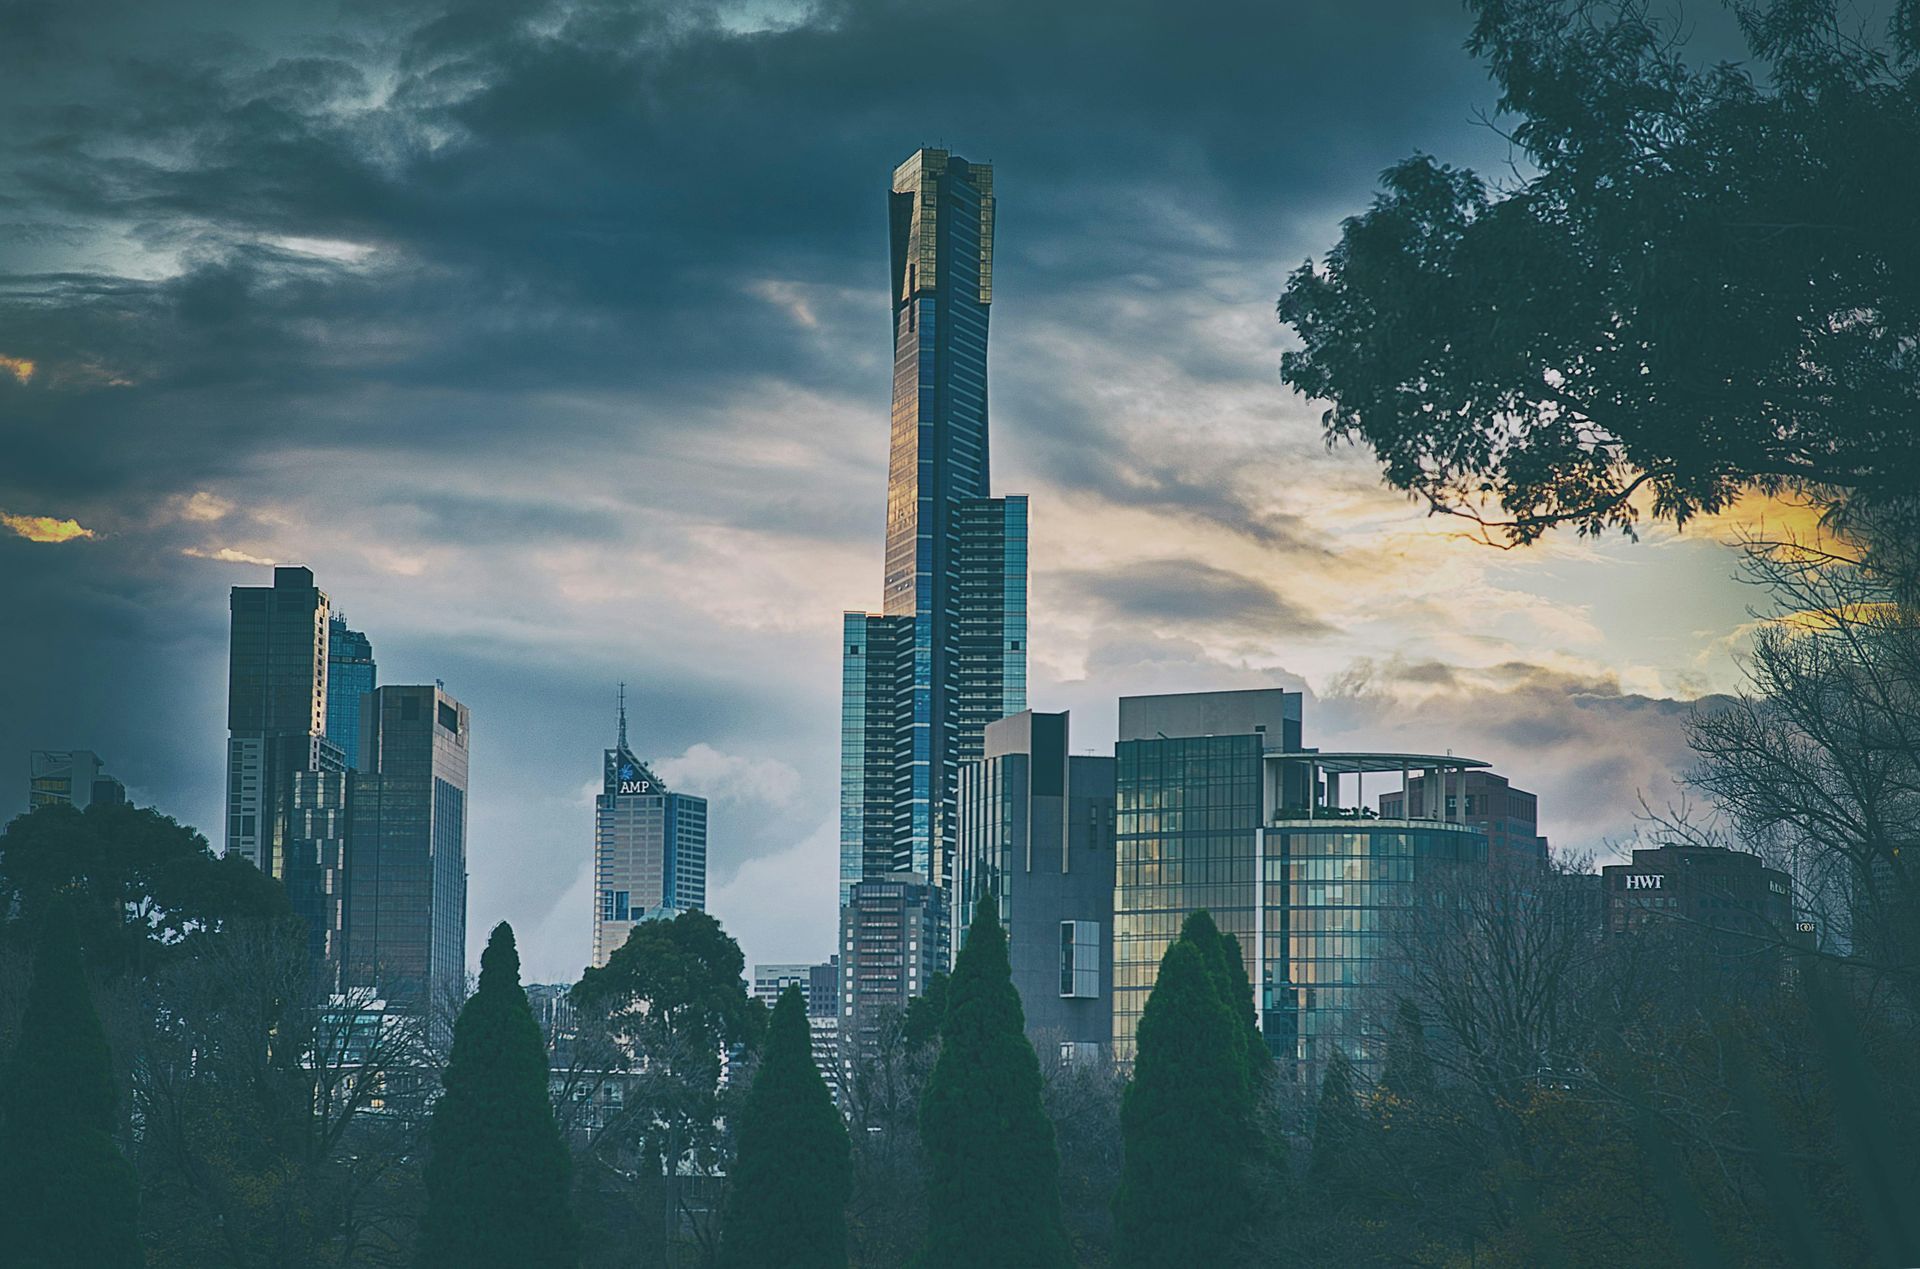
[591,694,707,968]
[954,710,1115,1062]
[326,615,377,771]
[839,148,1028,969]
[226,566,338,876]
[344,683,470,1014]
[28,749,125,810]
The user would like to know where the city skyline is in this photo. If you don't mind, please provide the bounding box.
[0,0,1791,985]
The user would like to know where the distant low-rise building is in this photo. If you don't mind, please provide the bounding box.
[28,749,125,810]
[1380,768,1548,866]
[1601,843,1795,943]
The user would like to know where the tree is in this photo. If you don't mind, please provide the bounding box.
[1278,0,1920,545]
[570,909,762,1264]
[917,894,1071,1268]
[0,900,142,1267]
[1177,910,1268,1085]
[0,801,286,978]
[1113,938,1252,1267]
[419,923,577,1269]
[1306,1050,1367,1194]
[1377,998,1437,1108]
[901,971,950,1049]
[717,985,849,1269]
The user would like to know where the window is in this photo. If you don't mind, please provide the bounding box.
[1060,921,1101,998]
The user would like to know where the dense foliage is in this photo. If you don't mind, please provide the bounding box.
[1113,931,1254,1266]
[718,985,850,1269]
[420,923,578,1268]
[0,901,143,1268]
[918,895,1072,1268]
[1279,0,1920,543]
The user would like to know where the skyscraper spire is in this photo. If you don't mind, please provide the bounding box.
[617,681,629,752]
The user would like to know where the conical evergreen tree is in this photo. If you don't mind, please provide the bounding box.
[718,985,850,1269]
[1177,910,1269,1082]
[419,923,578,1268]
[1308,1049,1369,1191]
[1114,938,1254,1267]
[0,901,142,1268]
[917,894,1071,1268]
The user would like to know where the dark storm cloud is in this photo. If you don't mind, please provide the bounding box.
[1057,557,1337,639]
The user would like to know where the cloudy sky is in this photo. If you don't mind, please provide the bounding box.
[0,0,1791,983]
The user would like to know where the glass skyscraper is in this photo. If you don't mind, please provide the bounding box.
[839,149,1028,963]
[227,566,338,876]
[326,616,376,771]
[344,684,470,1015]
[591,699,707,968]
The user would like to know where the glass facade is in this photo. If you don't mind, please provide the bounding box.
[344,684,470,1016]
[326,616,376,771]
[1112,733,1266,1061]
[1265,820,1487,1073]
[840,150,1027,965]
[226,566,329,875]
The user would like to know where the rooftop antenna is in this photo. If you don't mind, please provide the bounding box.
[617,682,629,752]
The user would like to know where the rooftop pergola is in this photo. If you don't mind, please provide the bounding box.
[1262,750,1491,823]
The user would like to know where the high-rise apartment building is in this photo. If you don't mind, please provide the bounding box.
[326,616,377,772]
[838,875,941,1073]
[28,750,126,810]
[954,710,1115,1061]
[839,148,1028,975]
[226,566,339,876]
[591,700,707,968]
[344,684,470,1014]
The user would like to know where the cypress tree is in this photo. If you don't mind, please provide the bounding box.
[419,923,578,1268]
[719,985,850,1269]
[1114,938,1254,1267]
[0,901,141,1268]
[917,894,1071,1269]
[1308,1049,1368,1191]
[1177,910,1269,1081]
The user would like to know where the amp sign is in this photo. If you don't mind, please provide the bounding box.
[1625,874,1664,890]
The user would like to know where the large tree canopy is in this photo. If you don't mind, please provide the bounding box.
[0,802,287,977]
[1279,0,1920,544]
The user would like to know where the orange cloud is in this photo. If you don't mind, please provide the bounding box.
[0,512,95,543]
[0,354,34,385]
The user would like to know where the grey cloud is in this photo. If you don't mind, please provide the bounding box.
[1056,557,1337,639]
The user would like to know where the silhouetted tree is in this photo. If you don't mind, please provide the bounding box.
[718,985,849,1269]
[0,900,142,1267]
[1113,938,1252,1267]
[1279,0,1920,545]
[917,895,1070,1268]
[419,923,577,1268]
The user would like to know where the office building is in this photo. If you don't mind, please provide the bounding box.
[955,710,1115,1061]
[226,566,340,876]
[839,149,1029,976]
[326,616,377,772]
[751,957,840,1014]
[1112,688,1495,1078]
[1380,769,1547,866]
[591,697,707,969]
[289,767,352,974]
[839,875,941,1072]
[344,684,470,1015]
[752,963,815,1008]
[28,750,125,810]
[810,1016,844,1106]
[1602,843,1795,946]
